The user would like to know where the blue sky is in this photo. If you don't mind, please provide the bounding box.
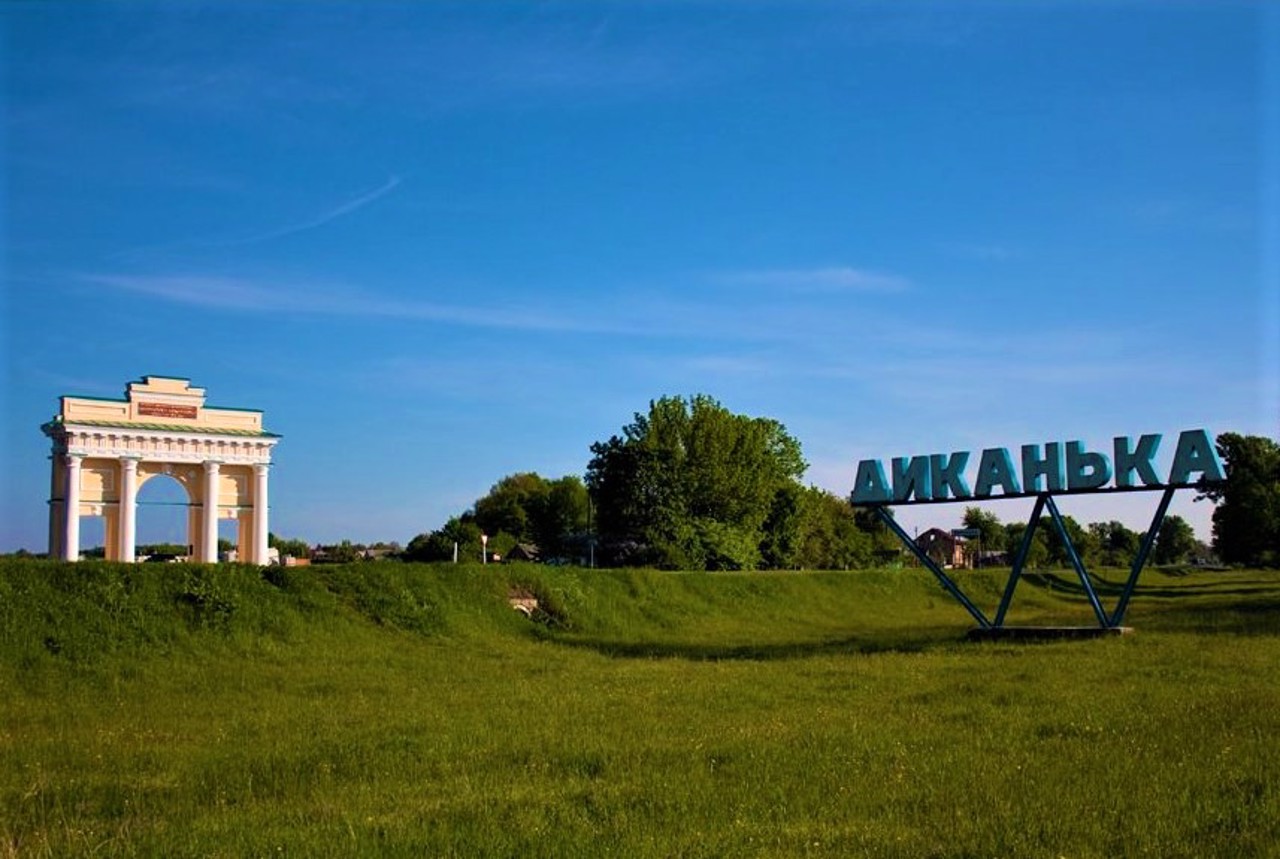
[3,1,1277,551]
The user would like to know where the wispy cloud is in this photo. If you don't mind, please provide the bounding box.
[1123,198,1251,234]
[941,241,1016,262]
[81,272,635,336]
[717,266,910,293]
[214,175,403,246]
[83,270,894,343]
[107,176,405,262]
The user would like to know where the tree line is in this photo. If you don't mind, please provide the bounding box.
[404,397,1279,570]
[404,396,898,568]
[957,507,1202,568]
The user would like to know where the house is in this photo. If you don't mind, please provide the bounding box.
[506,543,541,562]
[915,528,969,569]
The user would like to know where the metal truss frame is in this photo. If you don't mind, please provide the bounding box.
[870,486,1179,630]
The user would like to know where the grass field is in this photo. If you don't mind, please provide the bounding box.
[2,559,1277,857]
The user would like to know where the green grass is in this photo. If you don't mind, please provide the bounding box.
[2,559,1278,857]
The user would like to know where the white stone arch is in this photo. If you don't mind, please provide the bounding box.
[42,376,281,564]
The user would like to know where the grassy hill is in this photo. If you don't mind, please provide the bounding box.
[2,559,1278,857]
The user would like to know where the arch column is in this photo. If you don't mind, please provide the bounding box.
[252,463,270,565]
[62,454,83,562]
[118,457,139,563]
[202,461,221,563]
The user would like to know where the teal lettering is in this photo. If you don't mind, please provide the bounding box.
[930,452,971,500]
[852,459,891,503]
[891,455,932,502]
[974,447,1021,497]
[1066,440,1112,490]
[1168,429,1225,484]
[1022,443,1064,492]
[1114,434,1161,487]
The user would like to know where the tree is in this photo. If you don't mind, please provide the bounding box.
[1005,521,1048,569]
[268,532,310,559]
[760,483,805,569]
[852,506,902,565]
[472,472,590,559]
[538,476,591,558]
[327,540,361,563]
[1201,433,1280,567]
[586,395,807,569]
[962,507,1006,554]
[404,515,484,563]
[474,473,542,543]
[1088,521,1140,568]
[1035,513,1095,568]
[794,488,872,570]
[1153,515,1197,565]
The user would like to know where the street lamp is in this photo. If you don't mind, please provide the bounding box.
[481,533,489,565]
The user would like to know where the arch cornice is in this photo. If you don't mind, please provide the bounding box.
[43,422,280,465]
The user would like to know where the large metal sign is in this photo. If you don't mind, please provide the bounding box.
[849,429,1225,634]
[852,429,1223,505]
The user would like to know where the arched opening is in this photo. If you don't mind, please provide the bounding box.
[136,473,194,559]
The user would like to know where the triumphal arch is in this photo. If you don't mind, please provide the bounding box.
[41,376,281,564]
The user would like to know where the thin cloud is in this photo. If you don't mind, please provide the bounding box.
[81,272,643,336]
[941,241,1016,261]
[718,267,910,293]
[107,176,405,262]
[219,175,403,245]
[84,271,878,343]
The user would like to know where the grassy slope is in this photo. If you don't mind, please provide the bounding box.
[1,560,1278,858]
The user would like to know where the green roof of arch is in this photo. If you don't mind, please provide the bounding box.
[48,416,281,439]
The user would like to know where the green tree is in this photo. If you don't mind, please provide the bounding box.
[137,543,189,557]
[1088,521,1140,567]
[474,473,542,543]
[1039,513,1095,568]
[760,483,805,569]
[962,507,1006,554]
[1005,521,1049,569]
[538,476,590,557]
[796,488,872,569]
[268,532,310,559]
[472,472,590,559]
[1201,433,1280,567]
[1153,514,1197,565]
[760,486,874,570]
[404,516,484,563]
[327,540,362,563]
[852,506,903,565]
[586,395,806,569]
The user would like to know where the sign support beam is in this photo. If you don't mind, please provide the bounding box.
[868,486,1187,631]
[993,493,1047,627]
[873,506,991,629]
[1043,494,1110,628]
[1110,485,1176,627]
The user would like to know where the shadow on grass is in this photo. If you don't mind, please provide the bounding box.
[1021,571,1280,600]
[1010,572,1280,635]
[545,626,972,661]
[1127,597,1280,636]
[549,574,1280,659]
